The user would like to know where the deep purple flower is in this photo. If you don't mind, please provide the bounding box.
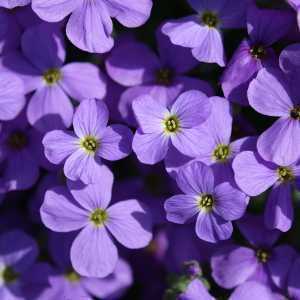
[0,113,43,191]
[211,215,296,290]
[32,0,153,53]
[132,90,211,165]
[0,23,106,132]
[233,151,300,232]
[162,0,248,66]
[43,99,133,184]
[0,0,30,8]
[222,4,293,105]
[106,27,213,125]
[164,161,248,243]
[287,257,300,299]
[179,278,214,300]
[248,67,300,166]
[40,170,152,277]
[165,96,256,182]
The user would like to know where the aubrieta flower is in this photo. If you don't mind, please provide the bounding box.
[233,151,300,232]
[132,90,211,165]
[40,170,152,277]
[0,113,43,191]
[1,23,106,132]
[164,161,248,243]
[211,215,296,291]
[43,99,133,184]
[165,96,256,182]
[0,72,25,121]
[248,67,300,166]
[179,278,215,300]
[32,0,153,53]
[222,4,293,105]
[0,0,30,8]
[106,27,213,125]
[162,0,248,66]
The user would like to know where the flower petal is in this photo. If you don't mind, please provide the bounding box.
[98,124,133,161]
[71,224,118,277]
[288,257,300,299]
[176,161,214,195]
[180,278,214,300]
[164,195,199,224]
[106,199,153,249]
[232,151,278,196]
[41,186,89,232]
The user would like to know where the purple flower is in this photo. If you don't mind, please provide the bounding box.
[40,170,152,277]
[164,161,248,243]
[165,96,257,182]
[211,215,296,290]
[287,257,300,299]
[132,90,211,165]
[222,4,293,105]
[0,113,43,191]
[0,0,30,8]
[179,278,214,300]
[106,27,213,125]
[162,0,248,66]
[0,72,25,121]
[233,150,300,232]
[32,0,153,53]
[43,99,133,184]
[248,67,300,166]
[1,23,106,132]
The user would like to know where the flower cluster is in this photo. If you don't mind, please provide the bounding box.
[1,0,300,299]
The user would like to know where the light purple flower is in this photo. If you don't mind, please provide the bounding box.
[162,0,248,66]
[164,161,248,243]
[32,0,153,53]
[179,278,215,300]
[132,90,211,165]
[222,4,293,105]
[106,27,213,125]
[0,23,106,132]
[211,215,296,290]
[43,99,133,184]
[233,151,300,232]
[40,170,152,278]
[165,96,257,182]
[248,67,300,165]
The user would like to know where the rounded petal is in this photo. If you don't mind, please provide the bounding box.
[164,194,199,224]
[68,166,114,211]
[257,118,300,166]
[211,245,257,289]
[0,73,25,121]
[191,28,225,67]
[176,161,214,195]
[32,0,80,22]
[180,278,214,300]
[232,151,278,196]
[132,95,169,134]
[41,186,89,232]
[248,68,293,117]
[73,99,109,138]
[195,212,232,243]
[66,1,114,53]
[104,0,152,27]
[106,199,153,249]
[162,16,209,48]
[213,182,248,221]
[105,40,159,86]
[27,85,74,133]
[265,183,293,232]
[170,90,211,128]
[0,0,30,8]
[42,130,78,164]
[71,224,118,277]
[132,130,170,165]
[60,63,107,101]
[280,43,300,74]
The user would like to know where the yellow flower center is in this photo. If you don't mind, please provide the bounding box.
[43,68,61,85]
